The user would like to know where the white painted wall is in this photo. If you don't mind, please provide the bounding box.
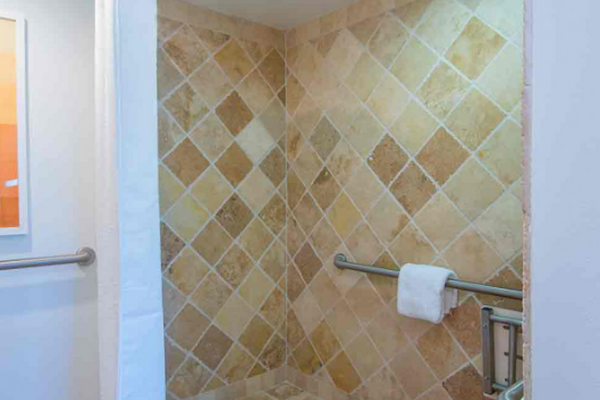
[0,0,99,399]
[531,0,600,398]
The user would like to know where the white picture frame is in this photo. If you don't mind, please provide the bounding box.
[0,12,28,236]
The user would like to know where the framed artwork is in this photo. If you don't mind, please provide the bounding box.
[0,13,28,235]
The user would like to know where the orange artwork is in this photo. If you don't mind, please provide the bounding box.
[0,17,19,228]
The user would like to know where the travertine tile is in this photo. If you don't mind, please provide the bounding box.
[216,91,254,137]
[310,168,342,211]
[287,170,307,210]
[164,194,209,242]
[261,148,286,187]
[477,44,523,111]
[444,158,503,220]
[240,267,273,310]
[325,29,364,81]
[345,164,385,214]
[446,89,505,150]
[393,0,433,28]
[444,297,481,357]
[166,248,209,295]
[325,299,362,346]
[415,192,468,250]
[366,309,409,361]
[308,269,340,315]
[191,167,232,214]
[192,26,231,53]
[163,279,186,326]
[311,118,341,161]
[189,59,233,108]
[287,123,305,162]
[442,364,484,400]
[326,351,362,393]
[288,263,307,304]
[215,245,253,289]
[417,128,469,185]
[293,44,323,89]
[368,13,409,67]
[158,106,185,158]
[194,325,234,370]
[346,52,385,102]
[347,223,384,265]
[294,194,323,234]
[475,191,523,259]
[158,16,182,45]
[215,295,255,339]
[216,194,253,238]
[390,162,436,216]
[446,17,505,79]
[287,74,307,115]
[190,113,233,161]
[163,25,209,76]
[161,222,185,269]
[238,70,275,114]
[294,339,323,375]
[476,0,524,38]
[419,385,452,400]
[367,193,410,244]
[327,193,362,240]
[367,73,410,127]
[327,140,363,187]
[356,366,404,400]
[417,63,470,119]
[309,219,342,261]
[325,85,363,132]
[348,15,383,45]
[216,345,255,383]
[389,223,437,265]
[164,83,209,132]
[477,119,522,185]
[214,40,254,84]
[239,218,275,261]
[390,100,438,156]
[288,308,307,349]
[368,135,409,186]
[165,337,185,380]
[259,50,286,92]
[168,358,211,398]
[192,220,233,265]
[216,143,254,187]
[239,169,276,212]
[261,99,287,140]
[259,334,286,370]
[191,272,233,318]
[260,194,286,235]
[294,243,324,285]
[294,144,324,187]
[294,289,324,334]
[294,95,323,136]
[260,241,285,282]
[239,39,273,64]
[477,267,522,311]
[389,345,437,398]
[391,37,438,92]
[239,315,274,357]
[345,276,384,325]
[417,324,467,379]
[346,331,384,380]
[167,304,210,351]
[443,227,503,282]
[310,320,342,363]
[164,138,209,187]
[417,0,471,54]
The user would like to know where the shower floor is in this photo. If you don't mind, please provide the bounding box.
[242,382,322,400]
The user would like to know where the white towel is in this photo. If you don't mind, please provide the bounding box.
[397,264,458,324]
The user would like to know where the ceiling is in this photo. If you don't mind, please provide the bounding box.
[183,0,357,30]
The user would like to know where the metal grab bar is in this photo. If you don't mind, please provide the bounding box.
[498,380,524,400]
[0,247,96,271]
[334,254,523,300]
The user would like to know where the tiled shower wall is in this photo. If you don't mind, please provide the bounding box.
[157,0,524,399]
[157,1,288,398]
[284,0,523,399]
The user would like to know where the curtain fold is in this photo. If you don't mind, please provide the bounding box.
[95,1,164,399]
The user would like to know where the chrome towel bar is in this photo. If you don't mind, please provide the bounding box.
[334,253,523,300]
[0,247,96,271]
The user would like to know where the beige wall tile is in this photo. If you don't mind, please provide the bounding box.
[346,331,384,380]
[346,164,385,214]
[216,143,254,187]
[391,37,438,92]
[167,304,210,350]
[345,276,384,325]
[356,366,404,400]
[366,309,409,361]
[446,17,506,79]
[164,83,209,133]
[417,324,467,379]
[368,13,409,67]
[164,194,209,242]
[189,59,233,108]
[416,127,469,184]
[191,272,232,318]
[390,101,438,155]
[477,119,523,185]
[345,109,385,158]
[367,73,410,127]
[389,345,437,398]
[390,223,437,265]
[443,227,503,282]
[441,364,483,400]
[190,114,233,162]
[347,223,384,265]
[168,358,212,398]
[157,48,184,100]
[417,63,470,119]
[310,320,342,363]
[477,44,524,111]
[444,297,481,357]
[393,0,433,28]
[326,352,362,393]
[367,193,410,244]
[346,52,386,102]
[417,0,471,53]
[215,295,255,340]
[166,248,209,295]
[239,219,274,261]
[390,162,436,216]
[446,89,505,150]
[327,193,362,240]
[415,193,468,251]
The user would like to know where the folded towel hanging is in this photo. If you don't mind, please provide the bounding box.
[397,264,458,324]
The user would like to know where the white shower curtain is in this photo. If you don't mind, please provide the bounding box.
[95,1,165,399]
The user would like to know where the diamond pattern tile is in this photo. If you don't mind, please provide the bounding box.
[214,40,254,84]
[163,138,209,187]
[368,135,409,186]
[163,25,209,76]
[310,118,341,161]
[163,83,209,133]
[216,91,254,137]
[390,162,436,216]
[216,194,253,238]
[416,127,469,185]
[189,59,233,108]
[216,143,254,188]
